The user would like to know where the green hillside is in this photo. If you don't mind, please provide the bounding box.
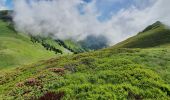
[0,19,89,69]
[1,22,170,99]
[0,10,89,69]
[115,21,170,48]
[0,20,57,69]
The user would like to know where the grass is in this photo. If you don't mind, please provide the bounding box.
[0,47,170,99]
[0,20,56,69]
[115,21,170,48]
[1,20,170,99]
[64,40,86,53]
[0,19,86,70]
[30,36,72,54]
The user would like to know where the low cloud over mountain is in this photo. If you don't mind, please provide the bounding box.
[13,0,170,45]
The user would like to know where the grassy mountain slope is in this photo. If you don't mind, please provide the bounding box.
[0,10,88,69]
[1,47,170,99]
[115,21,170,48]
[0,20,57,69]
[0,19,88,69]
[1,10,108,52]
[62,40,86,53]
[1,22,170,99]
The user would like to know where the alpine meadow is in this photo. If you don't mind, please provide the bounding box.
[1,0,170,100]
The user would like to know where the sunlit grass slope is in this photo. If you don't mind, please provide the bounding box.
[0,18,88,69]
[1,47,170,99]
[1,21,170,99]
[115,21,170,48]
[0,20,56,69]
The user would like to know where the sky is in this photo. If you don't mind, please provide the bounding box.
[1,0,153,20]
[1,0,170,45]
[0,0,13,10]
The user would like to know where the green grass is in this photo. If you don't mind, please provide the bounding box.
[115,21,170,48]
[64,40,86,53]
[0,20,56,69]
[0,19,86,70]
[1,20,170,99]
[1,47,170,99]
[30,36,72,54]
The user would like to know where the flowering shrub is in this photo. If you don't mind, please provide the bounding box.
[25,78,39,86]
[39,91,64,100]
[49,68,65,75]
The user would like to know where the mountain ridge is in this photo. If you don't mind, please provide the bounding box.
[0,10,89,69]
[114,21,170,48]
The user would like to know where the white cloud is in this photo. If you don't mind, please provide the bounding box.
[13,0,170,45]
[13,0,104,41]
[106,0,170,43]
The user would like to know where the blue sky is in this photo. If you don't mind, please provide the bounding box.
[3,0,153,20]
[4,0,13,9]
[94,0,154,21]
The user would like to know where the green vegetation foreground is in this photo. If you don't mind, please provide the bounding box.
[1,47,170,99]
[1,20,170,99]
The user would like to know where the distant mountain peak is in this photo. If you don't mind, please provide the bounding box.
[142,21,163,33]
[114,21,170,48]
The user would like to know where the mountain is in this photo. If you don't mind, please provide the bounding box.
[79,35,108,50]
[0,10,110,70]
[0,19,57,69]
[1,21,170,99]
[0,10,88,69]
[114,21,170,48]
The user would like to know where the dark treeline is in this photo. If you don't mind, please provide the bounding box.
[55,40,79,54]
[31,36,63,54]
[0,10,17,33]
[0,10,13,22]
[31,36,86,54]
